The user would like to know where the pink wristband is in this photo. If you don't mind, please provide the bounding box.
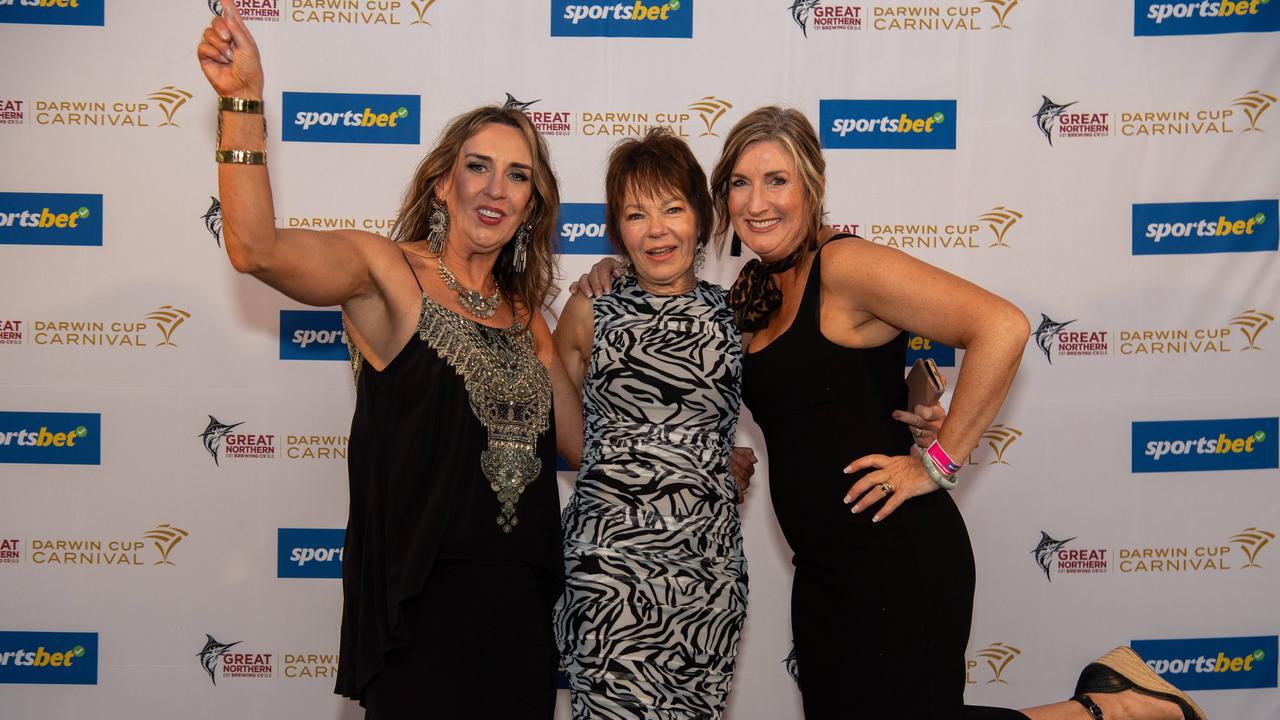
[926,440,961,476]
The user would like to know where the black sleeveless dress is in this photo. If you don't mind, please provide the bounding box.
[741,243,1027,720]
[335,292,563,719]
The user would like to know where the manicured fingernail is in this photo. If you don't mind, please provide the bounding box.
[220,30,231,41]
[850,504,861,513]
[842,494,852,504]
[872,515,882,523]
[842,465,853,473]
[225,51,233,62]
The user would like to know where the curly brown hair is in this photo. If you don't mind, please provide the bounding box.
[392,106,561,310]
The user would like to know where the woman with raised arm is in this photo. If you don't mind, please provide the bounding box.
[197,4,581,718]
[713,107,1204,720]
[552,129,750,719]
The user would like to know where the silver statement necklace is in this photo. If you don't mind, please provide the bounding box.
[437,256,502,319]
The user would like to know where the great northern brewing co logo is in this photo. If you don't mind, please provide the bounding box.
[1033,310,1271,360]
[1034,90,1275,143]
[207,0,281,22]
[1032,527,1275,578]
[791,1,1021,32]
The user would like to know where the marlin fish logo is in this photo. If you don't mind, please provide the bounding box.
[1034,96,1076,147]
[199,415,243,466]
[197,634,241,685]
[503,93,539,112]
[789,0,821,36]
[1032,531,1075,581]
[202,197,223,247]
[1033,314,1075,364]
[782,645,800,683]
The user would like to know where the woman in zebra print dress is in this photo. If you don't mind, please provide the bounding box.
[552,129,749,718]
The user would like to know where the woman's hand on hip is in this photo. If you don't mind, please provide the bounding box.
[841,453,938,522]
[196,0,265,99]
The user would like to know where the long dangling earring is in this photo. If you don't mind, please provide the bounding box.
[693,244,707,274]
[427,197,449,254]
[513,222,531,273]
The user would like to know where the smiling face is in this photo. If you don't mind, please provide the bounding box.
[436,122,534,256]
[617,185,699,295]
[726,139,809,263]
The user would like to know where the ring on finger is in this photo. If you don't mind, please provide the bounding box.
[910,426,923,438]
[878,482,894,496]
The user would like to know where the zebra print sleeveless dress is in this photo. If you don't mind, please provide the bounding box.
[553,275,748,719]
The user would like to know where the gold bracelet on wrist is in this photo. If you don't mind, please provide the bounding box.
[215,149,267,165]
[217,96,264,114]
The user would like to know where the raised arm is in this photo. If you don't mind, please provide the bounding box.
[196,1,383,309]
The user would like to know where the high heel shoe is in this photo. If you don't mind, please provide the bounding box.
[1072,646,1208,720]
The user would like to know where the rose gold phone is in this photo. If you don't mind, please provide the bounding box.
[906,358,944,411]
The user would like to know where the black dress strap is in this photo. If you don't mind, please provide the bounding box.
[400,248,425,293]
[802,233,856,327]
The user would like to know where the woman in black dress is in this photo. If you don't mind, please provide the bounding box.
[712,106,1205,720]
[197,5,582,717]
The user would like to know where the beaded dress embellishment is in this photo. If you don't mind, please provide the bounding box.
[346,297,551,532]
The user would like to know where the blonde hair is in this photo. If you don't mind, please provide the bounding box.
[709,106,826,249]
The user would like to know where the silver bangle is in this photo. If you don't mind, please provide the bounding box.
[921,450,957,490]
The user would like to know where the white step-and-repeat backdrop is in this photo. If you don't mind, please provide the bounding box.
[2,1,1277,718]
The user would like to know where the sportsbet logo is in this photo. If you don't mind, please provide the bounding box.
[1137,0,1279,36]
[279,310,348,361]
[1134,199,1277,255]
[0,0,105,26]
[277,528,345,579]
[0,411,100,465]
[551,0,693,38]
[1139,0,1280,36]
[1132,417,1278,473]
[0,192,103,247]
[1132,635,1277,690]
[282,92,420,145]
[820,100,957,150]
[0,631,98,685]
[295,106,408,131]
[557,203,611,255]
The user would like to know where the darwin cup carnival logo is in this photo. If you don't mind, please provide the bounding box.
[30,85,194,129]
[23,524,189,567]
[969,642,1022,685]
[1232,310,1274,350]
[23,305,192,350]
[861,205,1022,250]
[202,197,223,247]
[975,424,1021,464]
[1233,90,1276,132]
[790,1,1021,33]
[1231,527,1275,569]
[142,524,188,565]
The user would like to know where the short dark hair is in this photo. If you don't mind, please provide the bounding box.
[604,128,716,256]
